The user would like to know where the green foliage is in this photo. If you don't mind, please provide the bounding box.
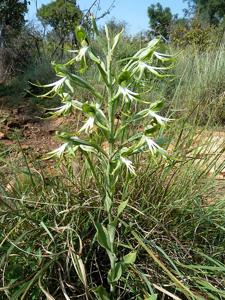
[103,18,128,36]
[0,0,29,47]
[37,0,82,44]
[167,45,225,124]
[187,0,225,25]
[170,19,224,49]
[148,2,176,39]
[0,59,55,105]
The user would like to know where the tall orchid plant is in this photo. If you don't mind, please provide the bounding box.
[39,18,173,298]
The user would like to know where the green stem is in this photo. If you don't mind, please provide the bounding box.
[83,152,102,195]
[105,33,118,295]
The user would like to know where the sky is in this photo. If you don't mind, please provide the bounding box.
[27,0,187,35]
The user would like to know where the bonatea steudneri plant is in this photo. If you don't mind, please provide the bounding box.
[39,18,174,298]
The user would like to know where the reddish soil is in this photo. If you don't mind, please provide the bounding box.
[0,98,62,153]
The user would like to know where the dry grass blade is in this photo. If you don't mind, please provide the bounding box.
[153,284,182,300]
[132,231,199,300]
[38,279,56,300]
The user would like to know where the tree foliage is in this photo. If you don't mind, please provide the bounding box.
[0,0,29,47]
[186,0,225,25]
[148,2,176,39]
[37,0,82,43]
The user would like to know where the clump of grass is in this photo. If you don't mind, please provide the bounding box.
[0,59,55,106]
[169,46,225,125]
[1,120,225,299]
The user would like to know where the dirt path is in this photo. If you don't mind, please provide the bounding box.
[0,98,65,154]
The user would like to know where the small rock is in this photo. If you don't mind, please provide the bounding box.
[12,108,18,115]
[0,132,5,139]
[21,144,30,150]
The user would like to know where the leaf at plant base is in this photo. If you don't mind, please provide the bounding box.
[93,286,111,300]
[108,262,123,283]
[123,251,137,264]
[117,200,128,217]
[107,221,116,246]
[95,222,112,252]
[104,194,112,212]
[71,252,87,288]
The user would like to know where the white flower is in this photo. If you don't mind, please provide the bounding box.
[148,110,170,126]
[48,100,83,116]
[129,61,168,79]
[120,156,136,175]
[79,117,95,134]
[38,77,66,97]
[75,46,89,62]
[45,143,69,159]
[116,86,139,103]
[144,136,167,157]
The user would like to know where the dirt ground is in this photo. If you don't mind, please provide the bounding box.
[0,97,62,153]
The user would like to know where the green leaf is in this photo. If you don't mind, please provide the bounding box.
[91,15,99,36]
[93,286,111,300]
[89,51,108,85]
[95,222,112,252]
[144,295,158,300]
[111,28,124,52]
[123,251,137,264]
[117,200,128,217]
[69,73,103,100]
[104,194,112,213]
[71,252,87,288]
[82,103,96,115]
[117,70,131,85]
[38,279,56,300]
[108,262,123,283]
[132,231,197,300]
[107,221,116,246]
[150,100,164,111]
[75,26,87,43]
[144,124,160,135]
[40,221,54,242]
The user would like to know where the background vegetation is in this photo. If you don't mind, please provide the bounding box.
[0,0,225,299]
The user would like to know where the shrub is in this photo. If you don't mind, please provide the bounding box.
[170,19,224,50]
